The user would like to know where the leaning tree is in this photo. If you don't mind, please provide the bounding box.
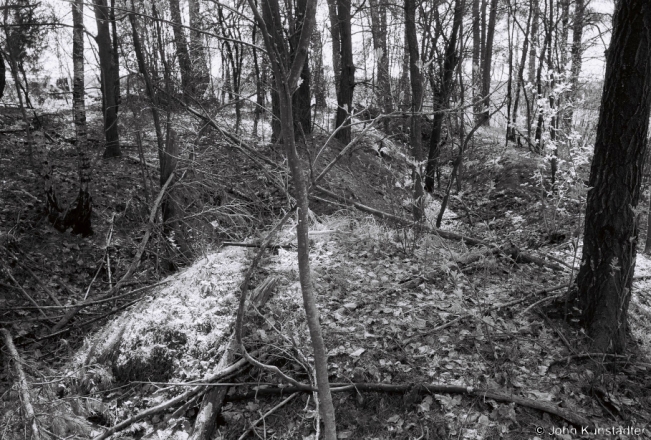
[575,0,651,353]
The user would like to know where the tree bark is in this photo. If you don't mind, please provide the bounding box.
[575,0,651,354]
[646,189,651,254]
[110,0,120,114]
[326,0,341,96]
[511,0,532,140]
[93,0,121,158]
[129,2,165,165]
[290,0,312,137]
[480,0,498,125]
[528,0,539,83]
[334,0,354,145]
[472,0,481,120]
[566,0,584,128]
[369,0,392,121]
[404,0,424,220]
[425,0,464,193]
[68,0,92,235]
[169,0,193,97]
[249,0,337,436]
[0,50,5,100]
[188,0,210,96]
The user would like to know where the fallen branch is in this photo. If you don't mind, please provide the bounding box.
[222,241,294,251]
[227,382,593,429]
[1,328,41,440]
[313,185,563,271]
[92,356,249,440]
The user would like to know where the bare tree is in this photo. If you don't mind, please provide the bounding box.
[248,0,337,436]
[425,0,464,192]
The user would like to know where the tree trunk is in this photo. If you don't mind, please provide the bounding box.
[110,0,120,114]
[472,0,481,120]
[334,0,354,145]
[480,0,498,125]
[250,0,337,436]
[68,0,92,236]
[399,30,411,111]
[404,0,424,221]
[529,0,539,83]
[645,189,651,254]
[290,0,312,137]
[425,0,464,193]
[566,0,584,128]
[0,50,5,100]
[575,0,651,354]
[169,0,193,97]
[188,0,210,96]
[369,0,393,121]
[93,0,121,158]
[129,2,165,165]
[326,0,341,96]
[511,1,533,140]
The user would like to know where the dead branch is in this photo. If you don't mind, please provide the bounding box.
[233,208,312,389]
[12,256,62,306]
[189,336,239,440]
[0,259,52,322]
[222,241,294,251]
[1,328,41,440]
[251,276,277,308]
[227,382,593,429]
[92,356,249,440]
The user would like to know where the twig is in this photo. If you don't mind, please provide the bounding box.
[236,393,298,440]
[549,353,635,368]
[1,328,41,440]
[105,213,116,292]
[84,259,104,301]
[520,293,563,315]
[11,257,62,306]
[402,283,570,344]
[51,173,176,333]
[0,260,52,321]
[233,208,312,389]
[536,310,576,355]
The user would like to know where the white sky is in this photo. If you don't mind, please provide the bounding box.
[28,0,614,97]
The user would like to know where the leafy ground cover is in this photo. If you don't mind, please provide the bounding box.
[2,104,651,439]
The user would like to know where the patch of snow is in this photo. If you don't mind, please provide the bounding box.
[78,247,248,382]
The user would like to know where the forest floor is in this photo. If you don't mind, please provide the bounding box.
[2,102,651,439]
